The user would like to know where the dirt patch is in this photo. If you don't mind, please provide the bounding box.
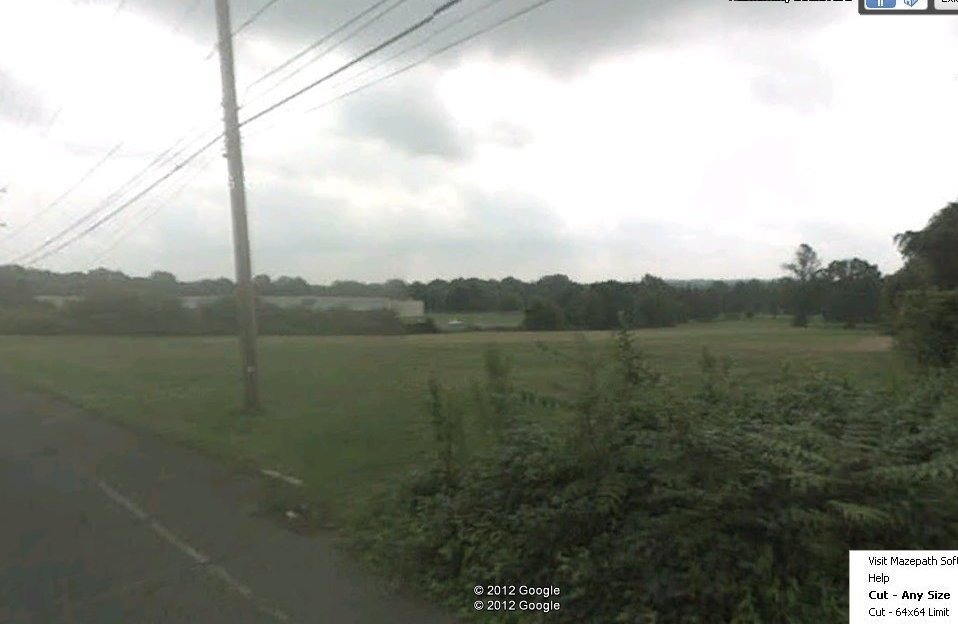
[848,336,894,352]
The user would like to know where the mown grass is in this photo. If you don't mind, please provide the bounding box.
[0,318,907,523]
[427,311,525,330]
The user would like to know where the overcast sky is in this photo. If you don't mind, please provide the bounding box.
[0,0,956,284]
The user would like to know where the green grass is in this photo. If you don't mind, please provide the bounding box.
[0,318,907,522]
[427,311,524,330]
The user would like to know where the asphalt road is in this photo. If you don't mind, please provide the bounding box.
[0,379,461,624]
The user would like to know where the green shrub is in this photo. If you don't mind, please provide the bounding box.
[0,306,72,335]
[356,334,958,623]
[523,299,566,331]
[894,289,958,368]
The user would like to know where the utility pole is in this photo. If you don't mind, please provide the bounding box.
[214,0,260,411]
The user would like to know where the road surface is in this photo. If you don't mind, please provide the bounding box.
[0,378,460,623]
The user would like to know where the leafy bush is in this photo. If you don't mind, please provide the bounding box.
[406,318,440,335]
[894,289,958,368]
[355,331,958,623]
[0,292,407,337]
[0,306,72,335]
[523,299,566,331]
[62,289,192,335]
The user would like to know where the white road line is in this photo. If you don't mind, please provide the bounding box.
[207,564,253,598]
[148,520,211,565]
[97,480,149,521]
[96,479,293,623]
[260,469,304,487]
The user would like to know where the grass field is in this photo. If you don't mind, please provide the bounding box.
[427,311,524,330]
[0,319,907,523]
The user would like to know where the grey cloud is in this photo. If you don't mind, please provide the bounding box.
[80,161,908,283]
[248,185,580,281]
[139,0,850,75]
[245,127,454,192]
[112,175,586,281]
[334,74,470,160]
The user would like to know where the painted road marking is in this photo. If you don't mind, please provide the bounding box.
[96,479,293,623]
[208,564,253,598]
[97,480,149,521]
[148,519,211,565]
[260,469,304,487]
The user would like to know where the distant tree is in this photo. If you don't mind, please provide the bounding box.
[497,277,526,312]
[383,279,408,299]
[252,274,272,295]
[894,201,958,289]
[0,267,34,308]
[149,270,177,283]
[147,270,179,295]
[273,276,311,295]
[821,258,882,328]
[535,274,578,307]
[888,201,958,367]
[781,244,823,327]
[631,275,685,327]
[523,299,565,331]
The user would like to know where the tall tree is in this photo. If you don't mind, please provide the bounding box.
[821,258,882,328]
[781,244,823,327]
[894,201,958,289]
[889,201,958,367]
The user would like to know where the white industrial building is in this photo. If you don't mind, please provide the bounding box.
[35,295,425,319]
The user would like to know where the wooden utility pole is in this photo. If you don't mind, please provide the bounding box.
[214,0,260,411]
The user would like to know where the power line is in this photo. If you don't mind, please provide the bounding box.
[9,0,442,265]
[9,126,222,266]
[240,0,402,103]
[251,0,557,131]
[6,0,217,251]
[313,0,506,110]
[16,133,221,266]
[8,93,225,264]
[91,151,218,264]
[241,0,466,129]
[243,0,414,109]
[203,0,291,60]
[234,0,286,37]
[240,0,504,144]
[305,0,562,114]
[1,0,137,236]
[12,0,561,266]
[1,141,124,243]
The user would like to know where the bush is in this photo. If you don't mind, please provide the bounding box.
[523,299,566,331]
[356,332,958,623]
[406,318,440,335]
[0,306,72,335]
[894,289,958,368]
[63,289,192,335]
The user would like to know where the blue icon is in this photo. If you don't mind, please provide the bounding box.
[903,0,917,5]
[865,0,896,6]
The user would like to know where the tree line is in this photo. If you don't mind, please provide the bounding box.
[0,258,882,332]
[0,199,954,353]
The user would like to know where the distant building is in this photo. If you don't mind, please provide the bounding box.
[181,296,424,318]
[35,294,425,319]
